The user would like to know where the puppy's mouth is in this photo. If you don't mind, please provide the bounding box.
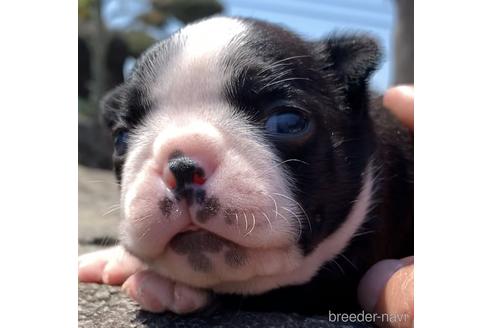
[166,228,248,274]
[169,229,243,255]
[166,205,247,254]
[168,215,247,256]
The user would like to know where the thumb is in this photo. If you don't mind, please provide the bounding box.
[383,85,414,130]
[358,256,414,328]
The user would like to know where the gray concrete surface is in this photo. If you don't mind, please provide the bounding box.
[79,283,370,328]
[79,165,120,243]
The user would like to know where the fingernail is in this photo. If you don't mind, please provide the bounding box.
[358,259,404,312]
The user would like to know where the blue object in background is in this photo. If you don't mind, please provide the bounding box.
[103,0,395,91]
[223,0,395,91]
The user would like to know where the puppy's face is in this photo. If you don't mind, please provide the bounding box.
[102,17,380,294]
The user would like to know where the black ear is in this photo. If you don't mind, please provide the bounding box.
[99,84,126,131]
[318,34,382,91]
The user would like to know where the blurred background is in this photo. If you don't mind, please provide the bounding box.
[78,0,413,248]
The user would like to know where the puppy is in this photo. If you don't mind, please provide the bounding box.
[79,16,413,315]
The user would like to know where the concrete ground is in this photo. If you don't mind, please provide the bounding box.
[78,165,371,327]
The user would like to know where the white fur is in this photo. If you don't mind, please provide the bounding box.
[152,17,247,108]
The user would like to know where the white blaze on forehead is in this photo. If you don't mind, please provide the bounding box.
[152,17,247,107]
[181,16,246,61]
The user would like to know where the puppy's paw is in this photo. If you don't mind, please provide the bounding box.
[78,245,146,285]
[122,270,210,314]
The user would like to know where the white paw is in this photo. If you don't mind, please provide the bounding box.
[78,245,146,285]
[122,270,210,313]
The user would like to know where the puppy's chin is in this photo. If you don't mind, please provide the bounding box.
[148,232,304,291]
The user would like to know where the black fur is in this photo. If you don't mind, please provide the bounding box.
[219,96,413,314]
[222,19,384,255]
[100,17,413,315]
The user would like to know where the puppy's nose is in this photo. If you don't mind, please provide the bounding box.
[164,151,211,190]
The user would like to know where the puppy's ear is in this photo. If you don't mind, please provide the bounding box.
[99,84,126,131]
[316,34,382,105]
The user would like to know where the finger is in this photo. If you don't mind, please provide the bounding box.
[374,258,414,328]
[383,85,414,130]
[358,257,414,328]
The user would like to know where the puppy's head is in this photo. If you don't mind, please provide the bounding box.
[102,17,380,293]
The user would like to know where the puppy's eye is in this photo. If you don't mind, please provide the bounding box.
[265,110,309,135]
[114,130,129,156]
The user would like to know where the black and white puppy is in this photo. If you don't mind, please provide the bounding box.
[81,16,413,314]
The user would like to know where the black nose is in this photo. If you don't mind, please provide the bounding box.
[167,151,206,190]
[168,155,197,189]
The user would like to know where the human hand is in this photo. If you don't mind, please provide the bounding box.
[357,85,414,328]
[382,85,414,130]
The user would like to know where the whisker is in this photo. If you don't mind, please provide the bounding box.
[242,211,249,233]
[105,203,121,210]
[248,205,275,234]
[273,193,312,233]
[319,264,337,275]
[281,206,303,240]
[132,212,154,223]
[340,254,357,270]
[352,230,375,238]
[276,211,300,240]
[92,236,117,248]
[261,211,273,232]
[137,224,152,241]
[235,213,240,233]
[244,213,256,236]
[102,205,120,217]
[332,259,345,275]
[276,211,291,224]
[84,179,120,187]
[265,194,279,221]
